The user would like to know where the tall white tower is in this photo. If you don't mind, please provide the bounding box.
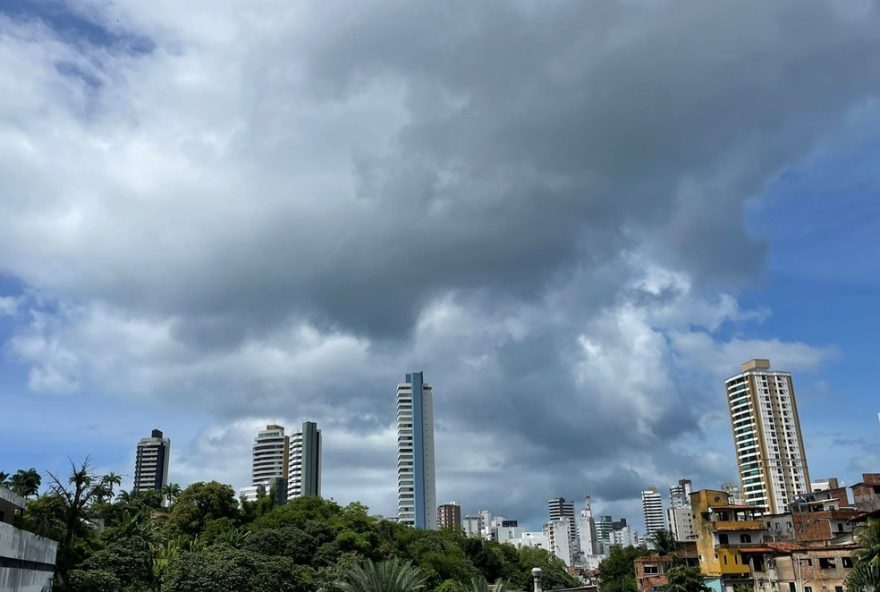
[725,359,811,514]
[397,371,436,529]
[577,494,601,568]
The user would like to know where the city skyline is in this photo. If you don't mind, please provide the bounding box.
[1,0,880,541]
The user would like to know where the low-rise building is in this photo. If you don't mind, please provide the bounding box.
[749,544,857,592]
[634,552,701,592]
[852,473,880,512]
[0,487,58,592]
[692,489,766,589]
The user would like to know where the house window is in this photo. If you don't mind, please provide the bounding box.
[644,566,659,575]
[788,584,795,592]
[819,558,836,569]
[835,587,843,592]
[719,534,729,544]
[741,534,752,543]
[805,587,812,592]
[842,557,853,568]
[723,556,728,565]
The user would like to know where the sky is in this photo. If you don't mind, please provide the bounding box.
[1,0,879,533]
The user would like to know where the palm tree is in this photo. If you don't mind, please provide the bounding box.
[854,519,880,567]
[651,529,678,556]
[845,561,880,592]
[664,566,709,592]
[471,576,505,592]
[339,558,428,592]
[47,459,120,591]
[10,468,42,498]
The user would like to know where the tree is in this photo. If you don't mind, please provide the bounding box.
[844,561,880,592]
[598,546,649,592]
[46,460,119,591]
[10,467,42,498]
[69,569,121,592]
[854,519,880,567]
[664,566,709,592]
[650,530,678,557]
[0,470,9,486]
[339,558,428,592]
[167,481,239,537]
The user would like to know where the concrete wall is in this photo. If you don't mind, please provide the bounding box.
[0,522,57,592]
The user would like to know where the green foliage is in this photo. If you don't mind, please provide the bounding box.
[338,558,428,592]
[22,467,577,592]
[664,566,709,592]
[161,545,315,592]
[854,519,880,567]
[845,560,880,592]
[69,569,121,592]
[81,536,153,589]
[436,579,468,592]
[245,526,319,563]
[167,481,239,536]
[598,545,650,592]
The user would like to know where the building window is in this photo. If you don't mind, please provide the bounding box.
[644,566,659,575]
[805,587,812,592]
[719,534,729,544]
[788,584,795,592]
[842,557,853,568]
[741,534,752,543]
[819,558,836,569]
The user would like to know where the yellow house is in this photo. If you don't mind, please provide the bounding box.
[692,489,766,579]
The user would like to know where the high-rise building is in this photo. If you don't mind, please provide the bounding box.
[725,359,811,514]
[596,515,614,544]
[396,371,436,529]
[641,487,665,540]
[669,479,693,508]
[243,424,289,502]
[548,497,578,553]
[438,502,462,531]
[544,518,574,566]
[577,494,601,568]
[134,429,170,491]
[667,479,696,542]
[288,421,321,499]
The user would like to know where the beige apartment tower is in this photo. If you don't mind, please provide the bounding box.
[725,359,811,514]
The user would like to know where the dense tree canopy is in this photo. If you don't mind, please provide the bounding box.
[18,463,579,592]
[597,545,649,592]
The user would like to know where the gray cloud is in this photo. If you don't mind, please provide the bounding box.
[0,0,876,530]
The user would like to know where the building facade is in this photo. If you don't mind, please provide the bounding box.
[725,359,811,514]
[670,479,693,509]
[668,505,697,542]
[134,429,170,491]
[641,487,666,541]
[549,497,578,554]
[288,421,321,499]
[0,487,58,592]
[252,424,289,494]
[438,502,462,531]
[544,518,574,566]
[396,371,437,529]
[692,489,764,584]
[578,495,601,567]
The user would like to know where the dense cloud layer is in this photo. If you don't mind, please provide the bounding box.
[0,0,876,527]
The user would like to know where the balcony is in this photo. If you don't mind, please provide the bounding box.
[714,520,764,531]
